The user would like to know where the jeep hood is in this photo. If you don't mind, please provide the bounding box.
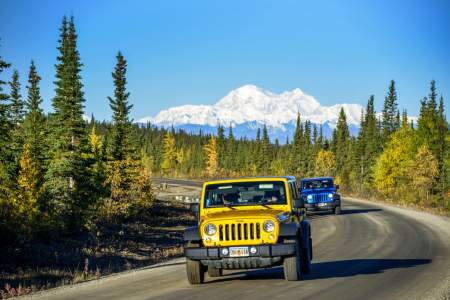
[202,209,285,222]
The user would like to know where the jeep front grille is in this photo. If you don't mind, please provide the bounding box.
[312,194,329,203]
[218,222,261,241]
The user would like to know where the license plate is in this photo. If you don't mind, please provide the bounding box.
[318,203,327,207]
[229,247,249,257]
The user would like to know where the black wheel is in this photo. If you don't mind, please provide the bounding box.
[186,258,205,284]
[334,205,341,215]
[301,235,312,274]
[207,265,222,277]
[283,241,302,281]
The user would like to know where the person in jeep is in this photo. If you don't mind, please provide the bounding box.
[184,177,313,284]
[300,177,341,215]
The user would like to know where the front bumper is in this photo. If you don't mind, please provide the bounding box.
[305,200,339,211]
[185,243,296,268]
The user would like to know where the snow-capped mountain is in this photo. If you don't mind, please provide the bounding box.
[138,85,363,141]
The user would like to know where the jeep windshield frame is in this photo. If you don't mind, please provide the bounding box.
[301,179,334,190]
[204,181,288,208]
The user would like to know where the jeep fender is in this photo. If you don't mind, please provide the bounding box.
[278,223,298,237]
[184,226,201,241]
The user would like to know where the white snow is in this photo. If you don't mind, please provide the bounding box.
[138,84,364,128]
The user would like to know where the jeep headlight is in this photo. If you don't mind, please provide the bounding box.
[204,223,216,236]
[328,193,333,198]
[263,220,275,232]
[307,195,313,200]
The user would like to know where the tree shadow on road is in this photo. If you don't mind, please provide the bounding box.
[308,208,382,220]
[213,258,431,282]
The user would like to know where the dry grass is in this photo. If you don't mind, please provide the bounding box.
[0,200,194,299]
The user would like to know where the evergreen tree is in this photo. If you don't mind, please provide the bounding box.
[417,80,440,162]
[45,16,89,230]
[382,80,399,140]
[260,125,270,174]
[335,108,350,188]
[108,52,135,161]
[9,69,26,176]
[358,95,381,186]
[22,61,46,194]
[0,50,12,177]
[9,70,25,125]
[216,125,226,170]
[225,125,236,171]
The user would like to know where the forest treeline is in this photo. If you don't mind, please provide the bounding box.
[0,16,449,244]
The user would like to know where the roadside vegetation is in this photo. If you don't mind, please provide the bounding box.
[0,13,449,298]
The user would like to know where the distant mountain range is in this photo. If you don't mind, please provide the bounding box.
[137,84,363,141]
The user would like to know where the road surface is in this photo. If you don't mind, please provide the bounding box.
[24,183,450,300]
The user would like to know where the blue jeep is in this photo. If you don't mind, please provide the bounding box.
[299,177,341,215]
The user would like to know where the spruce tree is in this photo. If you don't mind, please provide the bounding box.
[335,108,350,188]
[9,70,25,125]
[45,16,89,230]
[9,69,25,175]
[260,125,270,174]
[382,80,399,141]
[108,51,135,161]
[0,50,12,175]
[22,61,46,186]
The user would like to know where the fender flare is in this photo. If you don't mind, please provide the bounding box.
[184,226,201,241]
[278,223,298,237]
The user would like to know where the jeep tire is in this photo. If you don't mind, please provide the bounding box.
[283,241,302,281]
[207,265,222,277]
[301,233,312,274]
[186,258,205,284]
[334,205,341,215]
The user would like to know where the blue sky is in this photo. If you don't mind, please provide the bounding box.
[1,0,449,121]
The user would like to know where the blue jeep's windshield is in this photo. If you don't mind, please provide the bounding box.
[204,181,287,208]
[302,179,334,190]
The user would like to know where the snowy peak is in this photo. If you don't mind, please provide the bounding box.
[139,85,364,129]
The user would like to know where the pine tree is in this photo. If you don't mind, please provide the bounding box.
[382,80,399,141]
[290,113,303,175]
[260,125,270,174]
[335,108,350,188]
[22,61,46,195]
[225,125,236,171]
[9,69,26,177]
[216,125,226,171]
[358,95,381,186]
[108,52,135,161]
[0,49,12,178]
[45,16,90,230]
[9,70,25,125]
[436,96,449,199]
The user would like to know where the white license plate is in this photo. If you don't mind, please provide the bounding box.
[318,203,327,207]
[229,247,249,257]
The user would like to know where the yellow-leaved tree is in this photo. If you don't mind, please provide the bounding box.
[161,132,177,175]
[373,123,416,198]
[409,144,439,205]
[204,136,218,178]
[17,143,40,232]
[314,150,336,177]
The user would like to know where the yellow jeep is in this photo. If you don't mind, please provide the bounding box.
[184,176,313,284]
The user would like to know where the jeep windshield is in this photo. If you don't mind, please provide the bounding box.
[302,179,333,190]
[204,181,287,208]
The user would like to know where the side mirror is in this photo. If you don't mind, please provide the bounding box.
[293,198,304,209]
[190,203,199,214]
[335,184,340,190]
